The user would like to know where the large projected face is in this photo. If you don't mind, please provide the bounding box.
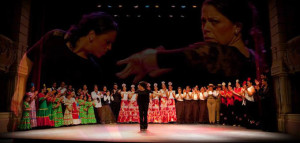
[88,30,117,58]
[201,4,237,46]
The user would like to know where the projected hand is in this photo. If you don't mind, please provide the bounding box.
[116,47,172,83]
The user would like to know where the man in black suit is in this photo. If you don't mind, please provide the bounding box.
[111,83,121,121]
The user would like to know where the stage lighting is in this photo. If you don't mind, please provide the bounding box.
[145,5,150,8]
[192,5,197,8]
[97,5,102,8]
[134,5,139,9]
[108,5,112,8]
[137,15,141,18]
[158,15,162,18]
[171,5,176,8]
[169,15,173,18]
[118,5,123,8]
[113,14,118,17]
[126,14,131,18]
[155,5,159,8]
[181,5,186,9]
[180,15,185,18]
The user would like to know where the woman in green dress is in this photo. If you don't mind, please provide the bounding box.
[47,90,55,127]
[18,96,32,130]
[86,96,97,124]
[53,92,64,127]
[37,86,51,127]
[78,94,88,124]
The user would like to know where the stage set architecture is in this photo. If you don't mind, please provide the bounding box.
[0,0,299,140]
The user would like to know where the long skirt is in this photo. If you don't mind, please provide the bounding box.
[72,104,81,125]
[37,107,51,127]
[29,101,37,128]
[18,111,31,130]
[152,99,161,123]
[148,99,154,123]
[100,105,115,124]
[175,101,185,123]
[64,106,73,125]
[79,105,88,124]
[160,97,168,123]
[118,100,129,123]
[167,99,177,122]
[129,101,139,123]
[47,102,54,127]
[87,106,97,124]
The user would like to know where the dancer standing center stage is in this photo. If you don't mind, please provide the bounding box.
[135,81,152,131]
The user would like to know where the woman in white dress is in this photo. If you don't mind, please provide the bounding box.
[129,85,139,123]
[117,84,129,123]
[152,83,161,123]
[160,81,168,123]
[167,82,177,123]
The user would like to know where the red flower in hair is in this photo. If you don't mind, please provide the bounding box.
[243,81,247,86]
[247,77,251,81]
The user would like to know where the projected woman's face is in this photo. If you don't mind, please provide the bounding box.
[89,30,117,58]
[201,4,237,45]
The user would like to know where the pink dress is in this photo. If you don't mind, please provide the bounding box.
[27,92,37,127]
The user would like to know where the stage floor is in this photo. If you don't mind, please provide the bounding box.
[0,124,298,142]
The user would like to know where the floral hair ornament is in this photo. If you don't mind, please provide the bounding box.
[222,82,226,86]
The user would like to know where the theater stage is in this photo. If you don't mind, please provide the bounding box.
[0,124,297,142]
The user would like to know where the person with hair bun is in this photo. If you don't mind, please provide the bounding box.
[11,12,118,130]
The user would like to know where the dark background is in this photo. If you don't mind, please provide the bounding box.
[1,0,272,89]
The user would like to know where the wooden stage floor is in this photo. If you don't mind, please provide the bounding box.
[0,124,298,142]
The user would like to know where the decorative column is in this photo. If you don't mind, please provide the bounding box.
[5,0,31,132]
[269,0,292,132]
